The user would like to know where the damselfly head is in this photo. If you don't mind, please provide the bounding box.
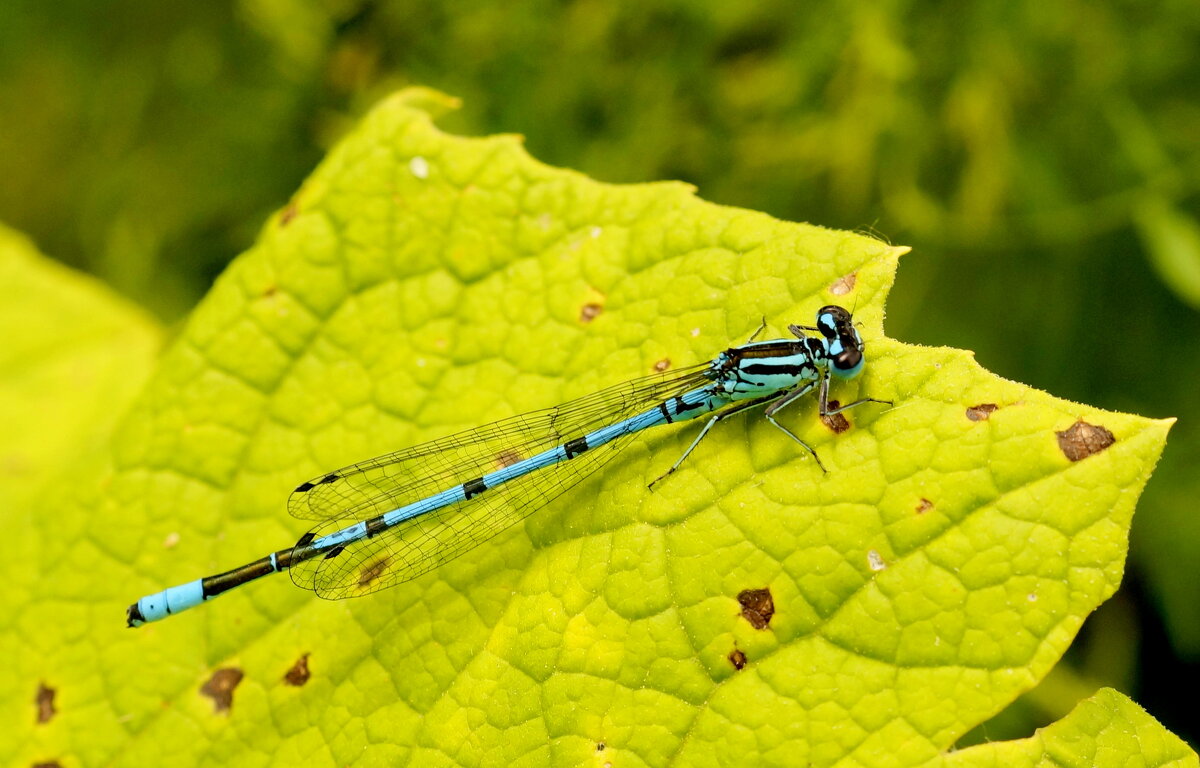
[817,305,866,379]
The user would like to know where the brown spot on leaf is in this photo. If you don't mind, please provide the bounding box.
[32,762,63,768]
[495,449,523,469]
[830,272,857,296]
[35,682,55,724]
[966,403,999,421]
[283,654,311,687]
[821,401,850,434]
[261,284,277,298]
[728,649,747,670]
[737,588,775,630]
[579,303,603,323]
[280,203,298,226]
[596,742,606,752]
[1057,420,1116,461]
[359,556,390,588]
[916,498,933,515]
[200,668,244,714]
[653,358,671,373]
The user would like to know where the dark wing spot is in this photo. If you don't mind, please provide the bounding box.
[737,588,775,630]
[821,401,851,434]
[35,682,55,724]
[728,649,747,670]
[916,498,934,515]
[294,481,315,493]
[323,544,346,560]
[295,532,315,547]
[358,556,391,588]
[1056,420,1116,461]
[320,473,339,484]
[579,303,603,323]
[200,668,244,714]
[283,654,311,687]
[966,403,999,421]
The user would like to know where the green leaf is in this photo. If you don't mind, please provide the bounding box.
[1134,195,1200,310]
[0,223,162,508]
[945,688,1196,768]
[4,89,1189,768]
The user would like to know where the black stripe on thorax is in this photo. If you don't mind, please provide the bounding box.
[658,401,674,423]
[672,395,706,415]
[734,341,804,359]
[742,362,811,377]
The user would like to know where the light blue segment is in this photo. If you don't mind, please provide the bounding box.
[135,579,205,624]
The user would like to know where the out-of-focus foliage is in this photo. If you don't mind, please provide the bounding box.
[0,0,1196,750]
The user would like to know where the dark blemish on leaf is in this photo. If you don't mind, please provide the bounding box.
[728,649,747,670]
[596,742,606,752]
[579,303,603,323]
[261,284,277,298]
[200,668,244,714]
[1056,420,1116,461]
[916,498,933,515]
[280,203,298,226]
[32,761,63,768]
[283,654,311,687]
[830,272,857,296]
[35,682,55,724]
[966,403,999,421]
[654,358,671,373]
[495,449,522,468]
[359,556,390,588]
[737,588,775,630]
[821,401,850,434]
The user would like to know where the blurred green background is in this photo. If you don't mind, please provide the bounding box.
[1,0,1196,748]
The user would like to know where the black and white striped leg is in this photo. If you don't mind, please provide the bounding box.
[816,371,892,416]
[763,382,827,473]
[649,394,783,490]
[746,316,768,343]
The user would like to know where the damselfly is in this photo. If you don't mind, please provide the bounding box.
[127,305,888,626]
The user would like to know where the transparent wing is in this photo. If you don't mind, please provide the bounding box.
[287,363,714,598]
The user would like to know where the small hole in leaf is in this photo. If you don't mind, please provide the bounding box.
[821,401,850,434]
[653,358,671,372]
[283,654,311,687]
[966,403,999,421]
[35,682,55,724]
[915,498,933,515]
[200,668,244,714]
[495,449,523,468]
[737,588,774,629]
[358,556,390,588]
[867,549,887,571]
[728,649,747,670]
[830,272,857,296]
[1056,420,1116,461]
[579,303,603,323]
